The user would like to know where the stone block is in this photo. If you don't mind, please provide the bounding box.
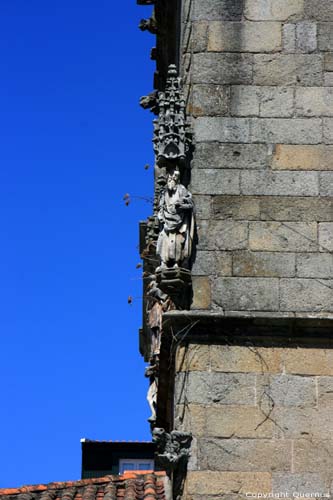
[192,276,211,309]
[231,86,260,116]
[324,72,333,86]
[296,87,333,116]
[280,278,333,312]
[193,53,253,85]
[176,344,210,372]
[250,118,322,144]
[244,0,304,21]
[297,253,333,279]
[233,250,296,277]
[206,405,274,438]
[192,250,232,277]
[174,372,210,405]
[210,372,256,405]
[272,145,333,170]
[207,21,281,53]
[256,373,317,407]
[294,439,333,472]
[210,345,281,373]
[193,143,269,170]
[259,196,333,222]
[249,222,318,252]
[199,438,291,471]
[213,277,279,311]
[186,471,272,496]
[320,172,333,196]
[190,84,230,117]
[282,348,333,375]
[241,171,319,196]
[191,169,240,195]
[323,118,333,143]
[283,24,296,53]
[197,220,249,251]
[260,87,294,117]
[191,22,208,52]
[319,223,333,253]
[318,377,333,405]
[272,473,328,495]
[305,0,333,21]
[324,53,333,71]
[253,54,323,86]
[192,0,245,21]
[318,23,333,51]
[213,195,261,220]
[296,22,317,52]
[193,195,212,219]
[194,117,251,142]
[174,404,206,437]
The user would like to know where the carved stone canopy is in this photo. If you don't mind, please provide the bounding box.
[153,65,191,167]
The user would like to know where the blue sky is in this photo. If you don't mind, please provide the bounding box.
[0,0,155,487]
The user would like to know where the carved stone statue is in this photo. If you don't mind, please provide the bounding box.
[156,167,194,270]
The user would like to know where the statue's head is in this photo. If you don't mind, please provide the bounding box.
[167,167,180,192]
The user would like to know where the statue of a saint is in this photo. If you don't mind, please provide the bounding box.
[156,167,194,270]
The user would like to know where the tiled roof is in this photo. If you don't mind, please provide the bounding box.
[0,473,168,500]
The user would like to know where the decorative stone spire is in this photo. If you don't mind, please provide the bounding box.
[153,65,191,167]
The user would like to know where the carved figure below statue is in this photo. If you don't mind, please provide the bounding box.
[156,167,194,271]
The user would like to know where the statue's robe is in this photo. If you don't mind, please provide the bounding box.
[157,184,194,268]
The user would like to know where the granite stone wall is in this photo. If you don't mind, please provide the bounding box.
[174,341,333,499]
[180,0,333,315]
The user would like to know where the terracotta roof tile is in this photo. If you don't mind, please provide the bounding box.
[0,473,167,500]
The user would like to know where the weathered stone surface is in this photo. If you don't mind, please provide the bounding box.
[296,22,317,52]
[259,196,333,222]
[176,344,210,372]
[190,84,230,116]
[192,0,245,21]
[253,54,323,86]
[323,118,333,143]
[250,118,322,144]
[193,53,253,85]
[324,72,333,86]
[257,373,317,407]
[199,438,291,471]
[193,142,269,169]
[175,371,256,405]
[192,276,212,309]
[318,23,333,51]
[197,220,249,251]
[272,144,333,170]
[191,22,209,52]
[210,345,281,373]
[320,172,333,197]
[282,348,333,375]
[195,117,251,142]
[233,250,296,277]
[244,0,304,21]
[305,0,333,21]
[192,250,233,276]
[272,473,328,495]
[294,439,333,472]
[231,86,294,117]
[174,404,206,437]
[241,171,319,196]
[319,223,333,252]
[207,21,282,53]
[193,195,212,219]
[191,169,240,195]
[249,222,318,251]
[186,471,272,496]
[297,253,333,278]
[280,278,333,312]
[296,87,333,116]
[213,277,279,311]
[206,405,274,438]
[283,24,296,53]
[324,53,333,71]
[318,377,333,405]
[213,195,260,220]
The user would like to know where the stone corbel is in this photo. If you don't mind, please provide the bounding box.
[139,17,158,34]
